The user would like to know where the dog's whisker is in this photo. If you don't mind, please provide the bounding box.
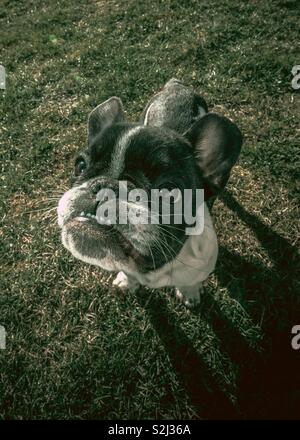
[157,234,206,271]
[23,206,58,215]
[147,243,156,272]
[152,234,177,268]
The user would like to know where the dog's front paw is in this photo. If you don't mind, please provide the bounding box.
[175,284,204,309]
[112,271,139,293]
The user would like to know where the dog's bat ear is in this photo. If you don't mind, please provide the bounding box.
[184,113,242,197]
[140,79,208,134]
[88,97,124,144]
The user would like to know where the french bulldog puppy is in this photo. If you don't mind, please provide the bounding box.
[57,80,242,307]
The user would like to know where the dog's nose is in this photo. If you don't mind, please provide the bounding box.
[90,178,119,197]
[90,181,102,195]
[90,178,113,195]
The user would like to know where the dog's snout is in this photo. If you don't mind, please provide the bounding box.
[89,177,119,195]
[90,181,103,195]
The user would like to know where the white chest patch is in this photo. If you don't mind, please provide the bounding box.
[128,203,218,289]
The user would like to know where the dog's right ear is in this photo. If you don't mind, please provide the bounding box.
[88,97,125,144]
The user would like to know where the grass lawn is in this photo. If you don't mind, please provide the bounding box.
[0,0,299,419]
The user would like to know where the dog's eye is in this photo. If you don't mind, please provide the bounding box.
[74,158,87,176]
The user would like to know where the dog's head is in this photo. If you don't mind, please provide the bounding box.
[57,82,242,274]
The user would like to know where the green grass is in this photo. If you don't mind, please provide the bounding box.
[0,0,299,419]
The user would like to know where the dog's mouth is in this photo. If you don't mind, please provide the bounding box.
[57,183,186,272]
[63,213,147,267]
[76,210,98,222]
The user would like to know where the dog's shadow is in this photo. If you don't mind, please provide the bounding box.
[136,190,300,419]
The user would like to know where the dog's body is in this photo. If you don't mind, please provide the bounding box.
[112,202,218,306]
[57,79,242,306]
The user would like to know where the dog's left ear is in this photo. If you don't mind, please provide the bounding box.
[184,113,242,197]
[88,97,125,144]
